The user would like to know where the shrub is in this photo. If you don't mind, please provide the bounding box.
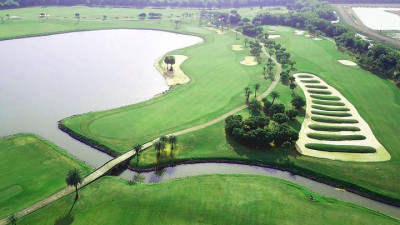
[269,103,285,116]
[273,113,289,124]
[248,99,262,114]
[311,105,350,111]
[312,100,345,106]
[310,95,341,101]
[307,133,366,141]
[286,109,298,120]
[308,124,360,132]
[311,116,358,123]
[225,115,243,135]
[305,143,376,153]
[291,95,306,109]
[311,110,352,117]
[272,124,299,146]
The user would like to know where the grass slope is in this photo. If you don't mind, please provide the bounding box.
[305,143,376,153]
[0,134,92,218]
[307,133,366,141]
[308,124,360,132]
[19,175,398,225]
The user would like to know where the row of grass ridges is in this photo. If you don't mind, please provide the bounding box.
[305,143,376,153]
[311,110,352,117]
[307,133,366,141]
[308,124,360,132]
[311,105,350,111]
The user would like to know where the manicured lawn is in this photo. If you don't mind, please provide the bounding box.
[18,175,399,225]
[0,134,92,218]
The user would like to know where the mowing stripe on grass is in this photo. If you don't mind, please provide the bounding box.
[298,74,314,78]
[311,116,358,123]
[307,133,366,141]
[308,124,361,132]
[310,95,341,101]
[312,100,345,106]
[311,110,352,117]
[307,89,332,95]
[305,143,376,153]
[301,79,320,83]
[305,85,328,89]
[311,105,350,111]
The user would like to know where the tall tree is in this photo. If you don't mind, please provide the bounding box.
[7,214,18,225]
[134,144,142,164]
[245,87,252,103]
[168,135,178,150]
[160,135,168,143]
[66,168,83,200]
[154,140,166,155]
[254,83,261,98]
[270,91,280,104]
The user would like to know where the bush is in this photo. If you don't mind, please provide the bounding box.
[311,110,352,117]
[310,95,341,101]
[307,133,366,141]
[311,116,358,123]
[262,98,272,114]
[286,109,298,120]
[312,100,345,106]
[305,143,376,153]
[311,105,350,111]
[308,124,360,132]
[272,124,299,146]
[305,85,328,89]
[269,103,285,116]
[248,99,262,114]
[225,115,243,135]
[307,89,332,95]
[273,113,289,124]
[291,95,306,109]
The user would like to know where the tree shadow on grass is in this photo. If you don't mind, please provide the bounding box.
[53,199,77,225]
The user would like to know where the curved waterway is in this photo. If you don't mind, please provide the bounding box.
[120,163,400,219]
[1,29,399,219]
[0,29,202,167]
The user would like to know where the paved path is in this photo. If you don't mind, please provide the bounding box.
[0,30,281,225]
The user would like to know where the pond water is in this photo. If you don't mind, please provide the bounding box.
[353,7,400,30]
[0,29,202,167]
[119,163,400,219]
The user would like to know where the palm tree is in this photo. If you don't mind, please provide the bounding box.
[154,140,166,155]
[66,168,83,200]
[269,91,280,104]
[134,144,142,164]
[254,83,260,98]
[289,76,295,84]
[244,38,248,47]
[8,214,18,225]
[245,87,252,103]
[160,135,168,143]
[168,135,178,150]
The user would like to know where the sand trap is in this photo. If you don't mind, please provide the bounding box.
[204,26,225,34]
[338,60,357,66]
[313,37,322,41]
[240,56,258,66]
[268,30,276,33]
[268,35,281,39]
[293,73,390,162]
[232,45,243,51]
[294,30,305,35]
[157,55,190,86]
[305,34,311,38]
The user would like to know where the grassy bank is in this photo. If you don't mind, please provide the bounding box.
[0,134,92,218]
[18,175,399,225]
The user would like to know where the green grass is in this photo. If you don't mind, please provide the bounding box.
[312,100,345,106]
[307,89,332,95]
[311,105,350,111]
[18,175,398,225]
[310,95,341,101]
[307,133,366,141]
[308,124,361,132]
[0,134,92,218]
[300,79,320,83]
[297,74,314,78]
[305,84,328,89]
[311,110,352,117]
[305,143,376,153]
[311,116,359,124]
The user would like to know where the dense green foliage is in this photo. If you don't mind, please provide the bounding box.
[305,143,376,153]
[0,134,91,218]
[19,175,398,225]
[308,124,360,132]
[307,133,366,141]
[311,116,358,124]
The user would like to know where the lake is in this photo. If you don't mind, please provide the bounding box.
[0,29,202,167]
[353,7,400,30]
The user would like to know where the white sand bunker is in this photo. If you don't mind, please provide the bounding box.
[204,26,225,34]
[268,35,281,39]
[313,37,322,41]
[157,55,190,86]
[293,73,390,162]
[240,56,258,66]
[232,45,243,51]
[305,34,311,38]
[294,30,305,35]
[268,30,276,33]
[338,60,357,66]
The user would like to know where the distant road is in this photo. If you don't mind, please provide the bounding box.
[334,4,400,49]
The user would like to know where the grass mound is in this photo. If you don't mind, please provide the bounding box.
[308,124,361,132]
[312,100,345,106]
[311,110,352,117]
[305,143,376,153]
[310,95,341,101]
[311,116,358,123]
[311,105,350,111]
[307,90,332,95]
[307,133,366,141]
[305,85,328,89]
[298,74,314,78]
[301,79,320,83]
